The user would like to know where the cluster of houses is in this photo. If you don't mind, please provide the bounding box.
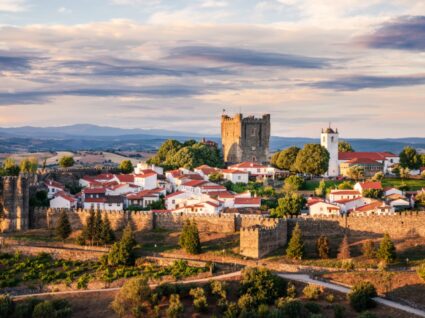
[47,161,283,214]
[308,181,420,216]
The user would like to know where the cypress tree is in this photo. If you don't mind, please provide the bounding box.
[286,223,304,260]
[316,235,330,259]
[84,210,96,245]
[100,214,115,244]
[56,210,72,241]
[93,210,103,245]
[376,233,396,263]
[337,235,351,260]
[107,224,136,266]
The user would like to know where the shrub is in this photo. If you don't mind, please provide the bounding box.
[280,299,302,318]
[237,294,257,312]
[211,280,227,299]
[239,267,286,305]
[13,298,43,318]
[362,240,375,258]
[287,282,297,298]
[76,274,90,289]
[111,277,152,317]
[333,304,345,318]
[302,284,323,300]
[32,301,55,318]
[286,223,304,260]
[0,295,14,318]
[357,311,377,318]
[348,281,377,312]
[179,220,201,254]
[107,225,136,266]
[189,287,208,313]
[304,302,321,313]
[223,302,239,318]
[376,233,396,263]
[257,303,270,317]
[166,294,184,318]
[341,260,355,271]
[325,293,335,303]
[417,263,425,281]
[56,210,72,241]
[316,235,330,259]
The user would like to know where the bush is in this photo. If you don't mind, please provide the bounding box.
[376,233,396,263]
[237,294,257,312]
[239,267,286,305]
[362,240,375,258]
[111,277,152,317]
[32,301,55,318]
[13,298,42,318]
[304,302,321,313]
[316,235,330,259]
[325,293,335,303]
[417,263,425,281]
[179,220,201,254]
[211,280,227,299]
[257,303,270,317]
[76,274,90,289]
[223,302,239,318]
[333,304,345,318]
[166,294,184,318]
[348,282,377,312]
[357,311,377,318]
[280,299,302,318]
[287,282,297,298]
[0,295,14,318]
[189,287,208,313]
[302,284,323,300]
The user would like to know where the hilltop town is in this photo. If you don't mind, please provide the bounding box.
[1,113,425,318]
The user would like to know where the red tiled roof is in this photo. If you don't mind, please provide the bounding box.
[358,181,383,190]
[346,158,380,165]
[167,170,182,177]
[84,187,106,194]
[164,191,185,199]
[95,173,115,180]
[330,190,360,195]
[355,200,388,212]
[181,180,207,187]
[135,169,157,178]
[309,201,340,210]
[195,165,218,175]
[339,152,397,161]
[229,162,267,169]
[127,189,161,199]
[234,197,261,205]
[200,185,227,190]
[55,191,76,202]
[208,191,235,199]
[334,197,363,204]
[221,169,248,174]
[115,174,135,183]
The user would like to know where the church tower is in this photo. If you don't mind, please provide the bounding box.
[321,126,339,177]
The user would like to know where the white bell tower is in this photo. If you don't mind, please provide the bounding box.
[321,125,339,177]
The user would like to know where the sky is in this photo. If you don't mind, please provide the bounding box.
[0,0,424,138]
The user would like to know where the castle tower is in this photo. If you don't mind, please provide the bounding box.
[221,113,270,164]
[321,126,339,177]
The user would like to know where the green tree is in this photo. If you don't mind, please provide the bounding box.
[417,263,425,281]
[314,179,328,197]
[108,224,136,266]
[111,277,152,317]
[209,172,223,182]
[362,240,375,258]
[337,235,351,260]
[119,160,133,174]
[189,287,208,312]
[179,220,201,254]
[338,140,354,152]
[93,210,104,245]
[56,210,72,241]
[19,157,38,173]
[147,139,182,167]
[2,157,20,176]
[286,223,304,260]
[100,214,115,244]
[371,171,384,182]
[338,181,353,190]
[415,191,425,207]
[399,146,421,170]
[82,210,96,245]
[362,188,383,199]
[275,146,300,171]
[348,281,377,312]
[239,267,286,305]
[270,151,280,167]
[346,165,365,181]
[271,193,305,217]
[32,301,55,318]
[399,167,410,179]
[283,175,304,193]
[376,233,396,263]
[293,144,330,176]
[59,155,75,168]
[316,235,330,259]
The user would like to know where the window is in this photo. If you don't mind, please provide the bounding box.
[331,136,334,142]
[251,128,256,136]
[238,176,241,180]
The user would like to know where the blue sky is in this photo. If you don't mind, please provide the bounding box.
[0,0,424,137]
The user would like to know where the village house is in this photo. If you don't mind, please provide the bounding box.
[228,162,280,179]
[340,158,383,177]
[338,152,399,174]
[352,200,393,215]
[328,190,361,202]
[50,192,77,209]
[126,188,165,209]
[194,165,219,180]
[309,201,341,216]
[134,162,164,176]
[45,180,65,199]
[221,169,249,184]
[354,181,383,194]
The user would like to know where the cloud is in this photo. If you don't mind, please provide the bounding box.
[0,54,34,72]
[58,7,72,14]
[359,15,425,51]
[0,85,205,105]
[169,46,329,69]
[0,0,27,12]
[306,74,425,91]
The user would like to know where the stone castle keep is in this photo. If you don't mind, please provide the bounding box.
[0,175,30,232]
[221,113,270,163]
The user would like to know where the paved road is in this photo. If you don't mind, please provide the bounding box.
[277,273,425,318]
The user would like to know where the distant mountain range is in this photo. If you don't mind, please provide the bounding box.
[0,124,424,154]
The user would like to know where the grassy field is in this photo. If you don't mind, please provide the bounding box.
[382,178,425,190]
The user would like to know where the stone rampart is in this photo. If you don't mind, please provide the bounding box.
[288,212,425,239]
